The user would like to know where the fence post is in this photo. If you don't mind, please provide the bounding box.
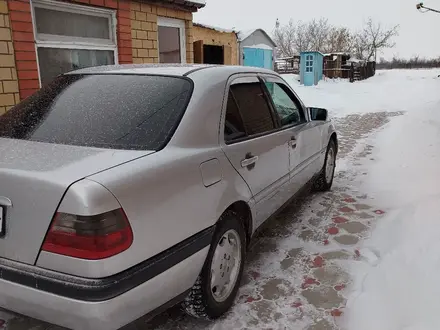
[350,63,354,83]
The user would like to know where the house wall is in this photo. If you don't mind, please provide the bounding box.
[0,0,196,113]
[192,25,238,65]
[130,1,193,64]
[6,0,133,102]
[0,0,20,113]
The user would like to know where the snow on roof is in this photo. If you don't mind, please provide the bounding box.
[300,51,325,56]
[243,44,273,50]
[185,0,206,5]
[323,52,351,56]
[193,22,235,34]
[237,28,277,48]
[237,29,256,42]
[162,0,205,8]
[277,56,301,60]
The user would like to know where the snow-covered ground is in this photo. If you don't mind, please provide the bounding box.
[287,69,440,330]
[339,70,440,330]
[284,69,440,118]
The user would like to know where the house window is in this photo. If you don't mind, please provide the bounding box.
[158,17,186,63]
[305,54,314,73]
[32,0,117,86]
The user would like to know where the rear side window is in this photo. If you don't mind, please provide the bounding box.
[224,82,275,143]
[0,74,192,151]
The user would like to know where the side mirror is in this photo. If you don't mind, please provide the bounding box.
[308,107,328,121]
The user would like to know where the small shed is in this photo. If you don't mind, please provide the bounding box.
[323,52,351,79]
[192,23,239,65]
[238,29,277,70]
[300,51,324,86]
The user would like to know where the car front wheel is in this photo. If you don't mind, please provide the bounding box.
[182,210,246,319]
[313,139,337,191]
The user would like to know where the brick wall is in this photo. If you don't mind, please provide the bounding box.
[131,1,193,64]
[0,0,19,114]
[193,25,238,65]
[0,0,196,114]
[7,0,133,102]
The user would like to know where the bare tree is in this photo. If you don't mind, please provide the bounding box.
[307,18,331,52]
[273,19,297,57]
[274,18,329,56]
[353,18,399,61]
[273,17,397,61]
[294,21,313,53]
[324,26,353,53]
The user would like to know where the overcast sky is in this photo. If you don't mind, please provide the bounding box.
[194,0,440,59]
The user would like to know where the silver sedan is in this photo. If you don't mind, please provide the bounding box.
[0,64,337,330]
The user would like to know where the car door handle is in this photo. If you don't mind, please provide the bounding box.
[289,136,297,149]
[241,154,259,169]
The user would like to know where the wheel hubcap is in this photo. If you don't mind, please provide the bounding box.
[325,147,335,184]
[210,229,242,303]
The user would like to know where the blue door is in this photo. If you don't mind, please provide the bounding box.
[243,48,273,69]
[243,48,264,68]
[263,49,273,69]
[304,54,315,86]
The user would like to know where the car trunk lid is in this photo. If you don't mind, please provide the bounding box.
[0,138,152,265]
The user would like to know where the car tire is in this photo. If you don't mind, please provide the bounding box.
[182,210,246,320]
[313,139,337,192]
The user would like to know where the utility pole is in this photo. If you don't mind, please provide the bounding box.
[417,2,440,13]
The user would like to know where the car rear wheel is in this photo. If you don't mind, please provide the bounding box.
[182,210,246,319]
[313,139,337,192]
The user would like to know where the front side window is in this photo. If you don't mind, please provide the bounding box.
[32,1,117,86]
[224,82,275,143]
[265,82,305,127]
[158,17,186,63]
[0,75,192,151]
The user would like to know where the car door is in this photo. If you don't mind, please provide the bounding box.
[221,75,292,228]
[261,75,323,191]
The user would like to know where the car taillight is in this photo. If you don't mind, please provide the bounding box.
[42,208,133,260]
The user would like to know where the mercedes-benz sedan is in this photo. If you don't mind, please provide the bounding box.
[0,64,337,330]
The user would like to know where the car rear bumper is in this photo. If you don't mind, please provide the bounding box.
[0,227,213,330]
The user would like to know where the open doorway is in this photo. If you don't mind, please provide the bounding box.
[194,41,232,65]
[203,45,224,64]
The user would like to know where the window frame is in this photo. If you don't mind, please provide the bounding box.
[305,54,314,73]
[31,0,118,87]
[157,16,187,64]
[222,75,282,145]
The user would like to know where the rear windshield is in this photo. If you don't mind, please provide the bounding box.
[0,74,192,151]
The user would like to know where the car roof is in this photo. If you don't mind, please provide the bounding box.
[66,64,277,77]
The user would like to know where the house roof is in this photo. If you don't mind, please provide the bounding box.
[300,51,325,56]
[193,22,235,34]
[323,52,351,57]
[152,0,206,9]
[184,0,206,7]
[277,55,300,60]
[237,29,277,48]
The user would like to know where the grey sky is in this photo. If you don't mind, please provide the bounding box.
[194,0,440,59]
